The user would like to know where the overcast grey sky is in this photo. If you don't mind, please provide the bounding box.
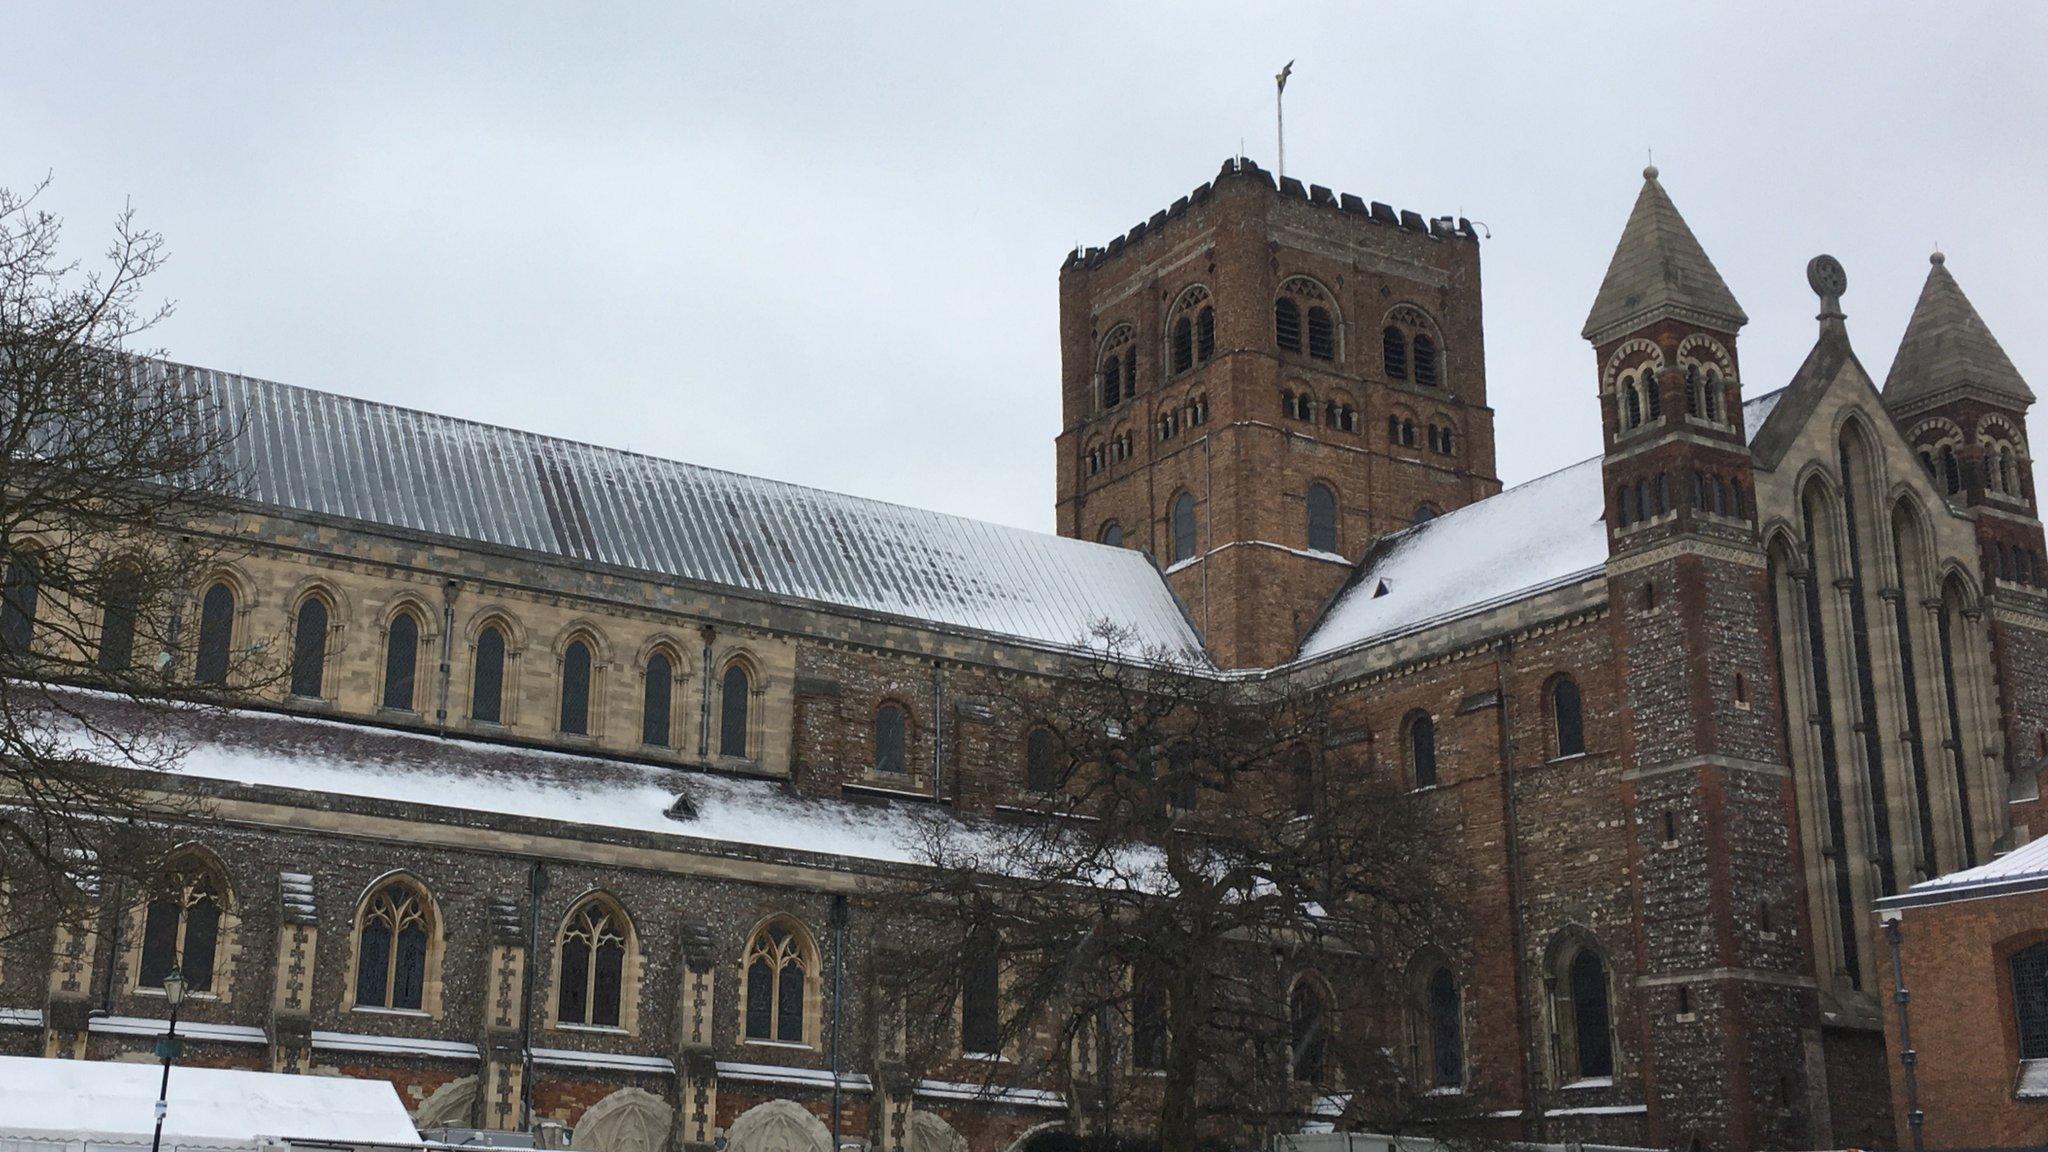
[5,3,2043,532]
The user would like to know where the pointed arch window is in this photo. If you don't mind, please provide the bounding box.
[1275,297,1302,352]
[875,703,907,774]
[472,623,507,723]
[961,934,1001,1055]
[1407,711,1437,789]
[1195,306,1215,362]
[195,582,235,686]
[1306,483,1338,553]
[744,920,812,1044]
[1623,382,1643,430]
[139,863,224,993]
[720,662,752,758]
[1170,492,1197,564]
[1171,316,1194,375]
[1425,966,1463,1088]
[1290,979,1328,1082]
[1307,307,1336,361]
[1026,727,1059,794]
[1100,354,1124,410]
[1551,676,1585,758]
[289,594,330,699]
[97,569,141,675]
[557,897,629,1028]
[559,638,593,736]
[1562,946,1614,1081]
[1383,326,1408,380]
[1411,333,1437,385]
[643,650,674,747]
[355,880,431,1011]
[383,610,420,712]
[1,553,40,658]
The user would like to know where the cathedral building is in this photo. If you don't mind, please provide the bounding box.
[1,157,2042,1152]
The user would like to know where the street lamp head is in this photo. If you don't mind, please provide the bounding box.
[161,968,188,1008]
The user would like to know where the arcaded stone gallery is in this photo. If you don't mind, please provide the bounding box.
[3,158,2044,1152]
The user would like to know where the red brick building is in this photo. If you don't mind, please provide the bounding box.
[3,158,2043,1152]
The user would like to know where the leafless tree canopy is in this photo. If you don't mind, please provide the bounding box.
[0,177,261,942]
[885,625,1459,1152]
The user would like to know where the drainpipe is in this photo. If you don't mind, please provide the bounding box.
[519,860,547,1133]
[1202,431,1213,639]
[698,626,716,759]
[931,661,944,802]
[829,895,849,1151]
[1883,913,1925,1151]
[435,580,458,734]
[1493,638,1542,1141]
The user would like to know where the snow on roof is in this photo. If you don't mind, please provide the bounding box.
[169,363,1202,661]
[1296,390,1788,662]
[1880,833,2048,908]
[69,695,949,868]
[1297,458,1608,659]
[0,1053,419,1144]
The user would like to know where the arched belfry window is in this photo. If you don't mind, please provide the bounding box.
[1289,978,1328,1083]
[744,919,812,1044]
[559,637,593,736]
[874,703,907,774]
[1195,305,1215,362]
[1307,307,1335,361]
[1406,711,1437,789]
[1383,326,1408,381]
[1100,327,1136,410]
[1170,492,1197,564]
[642,649,674,748]
[383,609,421,712]
[1275,297,1302,352]
[1551,676,1585,758]
[1940,445,1962,495]
[289,593,331,699]
[1306,483,1338,554]
[472,622,508,724]
[557,896,630,1029]
[720,662,752,758]
[139,859,226,994]
[195,581,235,686]
[355,879,432,1011]
[1411,333,1437,385]
[1169,287,1213,377]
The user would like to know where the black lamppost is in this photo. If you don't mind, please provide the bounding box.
[149,968,188,1152]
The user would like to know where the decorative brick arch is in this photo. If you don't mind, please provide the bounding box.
[413,1074,478,1128]
[907,1111,968,1152]
[570,1086,672,1152]
[724,1099,829,1152]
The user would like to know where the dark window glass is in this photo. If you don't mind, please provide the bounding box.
[1553,677,1585,757]
[2013,942,2048,1059]
[593,935,624,1027]
[0,554,38,657]
[196,583,235,685]
[1306,483,1338,553]
[1383,327,1408,380]
[1171,493,1197,563]
[1101,355,1122,409]
[98,574,139,675]
[1131,975,1167,1071]
[721,664,751,757]
[746,959,774,1040]
[558,927,590,1025]
[1171,317,1193,374]
[139,895,181,989]
[1290,747,1315,818]
[393,922,427,1010]
[1624,384,1642,429]
[1307,307,1335,360]
[1196,306,1215,362]
[875,703,907,773]
[1941,447,1961,495]
[1685,365,1700,416]
[1275,298,1302,352]
[961,939,1001,1054]
[1409,713,1437,788]
[1291,981,1326,1082]
[1026,728,1059,794]
[1645,368,1662,418]
[777,952,805,1042]
[1402,420,1416,447]
[1569,949,1613,1079]
[383,612,419,711]
[1411,333,1436,384]
[1428,967,1463,1087]
[643,652,673,747]
[1617,485,1634,527]
[289,596,329,698]
[472,625,506,723]
[559,639,592,735]
[182,895,219,992]
[1387,415,1400,443]
[1412,504,1439,526]
[356,919,392,1008]
[1099,522,1122,548]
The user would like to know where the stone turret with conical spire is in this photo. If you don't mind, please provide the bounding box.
[1884,251,2035,415]
[1582,165,1749,346]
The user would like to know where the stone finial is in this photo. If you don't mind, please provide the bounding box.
[1807,254,1848,329]
[1643,164,1659,181]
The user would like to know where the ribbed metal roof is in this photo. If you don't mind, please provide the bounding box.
[173,363,1205,659]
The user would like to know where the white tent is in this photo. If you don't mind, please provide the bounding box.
[0,1054,420,1149]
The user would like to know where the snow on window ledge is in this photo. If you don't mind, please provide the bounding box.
[743,1038,814,1051]
[351,1005,431,1019]
[961,1050,1012,1064]
[1562,1076,1614,1091]
[555,1022,630,1035]
[2016,1058,2048,1099]
[1425,1085,1465,1097]
[1546,751,1589,766]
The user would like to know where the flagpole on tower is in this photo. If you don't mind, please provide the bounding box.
[1276,60,1293,179]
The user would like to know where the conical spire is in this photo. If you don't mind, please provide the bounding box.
[1882,251,2034,409]
[1581,167,1748,344]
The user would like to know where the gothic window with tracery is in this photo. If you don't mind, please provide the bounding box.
[1275,297,1302,352]
[744,920,812,1044]
[139,862,225,993]
[557,897,629,1028]
[355,880,432,1011]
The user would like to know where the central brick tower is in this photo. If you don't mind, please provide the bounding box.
[1055,158,1498,668]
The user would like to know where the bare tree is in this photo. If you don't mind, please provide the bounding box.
[0,176,263,943]
[886,625,1463,1152]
